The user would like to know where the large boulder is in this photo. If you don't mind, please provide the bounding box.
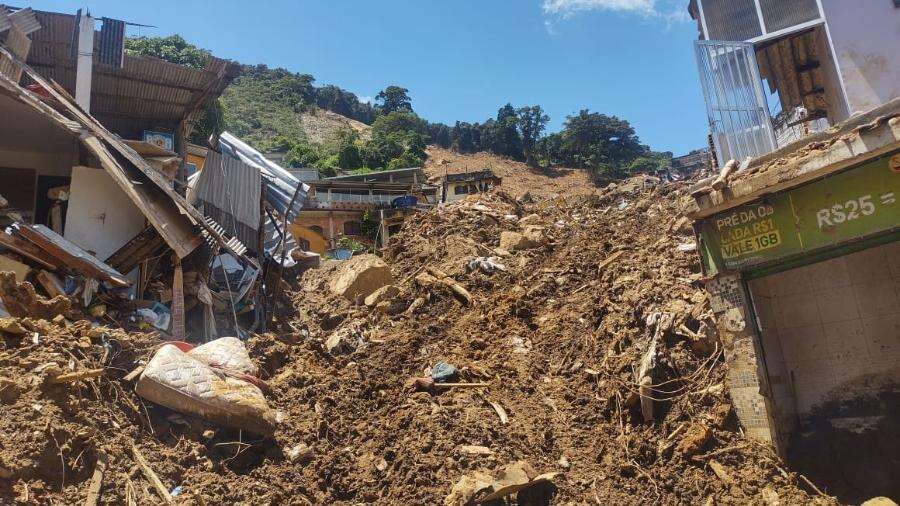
[329,254,394,301]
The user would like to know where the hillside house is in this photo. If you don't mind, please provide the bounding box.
[289,169,437,253]
[441,170,502,203]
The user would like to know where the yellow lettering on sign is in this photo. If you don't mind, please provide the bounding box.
[720,229,782,259]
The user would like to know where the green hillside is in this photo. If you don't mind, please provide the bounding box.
[127,35,673,184]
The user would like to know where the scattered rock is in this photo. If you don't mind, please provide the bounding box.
[364,284,399,307]
[0,377,21,403]
[374,299,405,315]
[862,498,899,506]
[677,423,711,456]
[517,214,542,227]
[445,470,494,506]
[286,443,313,464]
[499,231,536,251]
[445,460,561,505]
[459,445,492,455]
[0,317,27,335]
[760,486,781,505]
[522,225,548,246]
[329,254,394,301]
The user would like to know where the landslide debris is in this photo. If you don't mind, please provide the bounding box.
[0,175,838,504]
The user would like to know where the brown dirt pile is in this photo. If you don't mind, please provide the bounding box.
[0,176,839,504]
[425,146,596,200]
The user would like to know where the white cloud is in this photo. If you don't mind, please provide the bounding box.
[541,0,690,27]
[542,0,657,17]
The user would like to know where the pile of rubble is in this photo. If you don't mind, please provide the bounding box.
[0,175,840,504]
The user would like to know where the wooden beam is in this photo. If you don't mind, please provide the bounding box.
[171,256,184,340]
[16,224,130,287]
[35,270,66,298]
[104,225,167,275]
[0,231,60,270]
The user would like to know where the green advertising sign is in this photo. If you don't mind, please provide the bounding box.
[699,153,900,275]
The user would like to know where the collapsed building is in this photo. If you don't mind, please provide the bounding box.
[688,0,899,501]
[0,7,307,338]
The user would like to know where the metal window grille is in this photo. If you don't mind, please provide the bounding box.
[695,40,777,162]
[699,0,822,41]
[758,0,820,33]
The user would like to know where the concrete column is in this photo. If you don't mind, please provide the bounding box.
[74,12,94,112]
[328,212,334,246]
[705,272,782,450]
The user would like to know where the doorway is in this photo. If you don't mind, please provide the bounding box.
[747,242,900,502]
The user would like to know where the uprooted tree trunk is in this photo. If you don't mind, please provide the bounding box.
[635,312,673,422]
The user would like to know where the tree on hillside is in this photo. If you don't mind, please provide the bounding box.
[559,110,649,183]
[516,105,549,166]
[371,111,428,139]
[375,86,413,114]
[125,35,210,68]
[316,85,378,124]
[489,104,523,160]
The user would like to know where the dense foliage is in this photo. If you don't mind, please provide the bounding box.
[124,35,211,68]
[127,35,672,184]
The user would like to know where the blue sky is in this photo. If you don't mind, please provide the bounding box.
[22,0,708,155]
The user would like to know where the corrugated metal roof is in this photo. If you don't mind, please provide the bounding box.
[191,149,262,250]
[0,7,12,33]
[8,7,40,35]
[23,9,239,137]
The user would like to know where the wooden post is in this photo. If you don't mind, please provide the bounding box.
[171,256,184,340]
[267,182,303,326]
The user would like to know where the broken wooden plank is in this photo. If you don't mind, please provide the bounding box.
[50,369,104,384]
[35,270,65,298]
[15,224,129,287]
[104,225,167,275]
[171,257,185,340]
[0,231,60,270]
[598,250,624,273]
[130,444,173,505]
[425,267,473,305]
[83,451,107,506]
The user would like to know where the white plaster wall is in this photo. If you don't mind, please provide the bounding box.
[64,166,146,261]
[822,0,900,115]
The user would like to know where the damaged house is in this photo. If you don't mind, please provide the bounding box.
[0,8,301,339]
[687,0,900,501]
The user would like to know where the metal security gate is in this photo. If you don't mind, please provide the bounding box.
[695,40,776,164]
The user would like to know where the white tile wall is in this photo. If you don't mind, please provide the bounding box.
[749,241,900,418]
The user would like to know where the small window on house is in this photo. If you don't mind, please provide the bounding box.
[309,225,324,235]
[454,185,468,195]
[343,221,361,236]
[469,185,478,193]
